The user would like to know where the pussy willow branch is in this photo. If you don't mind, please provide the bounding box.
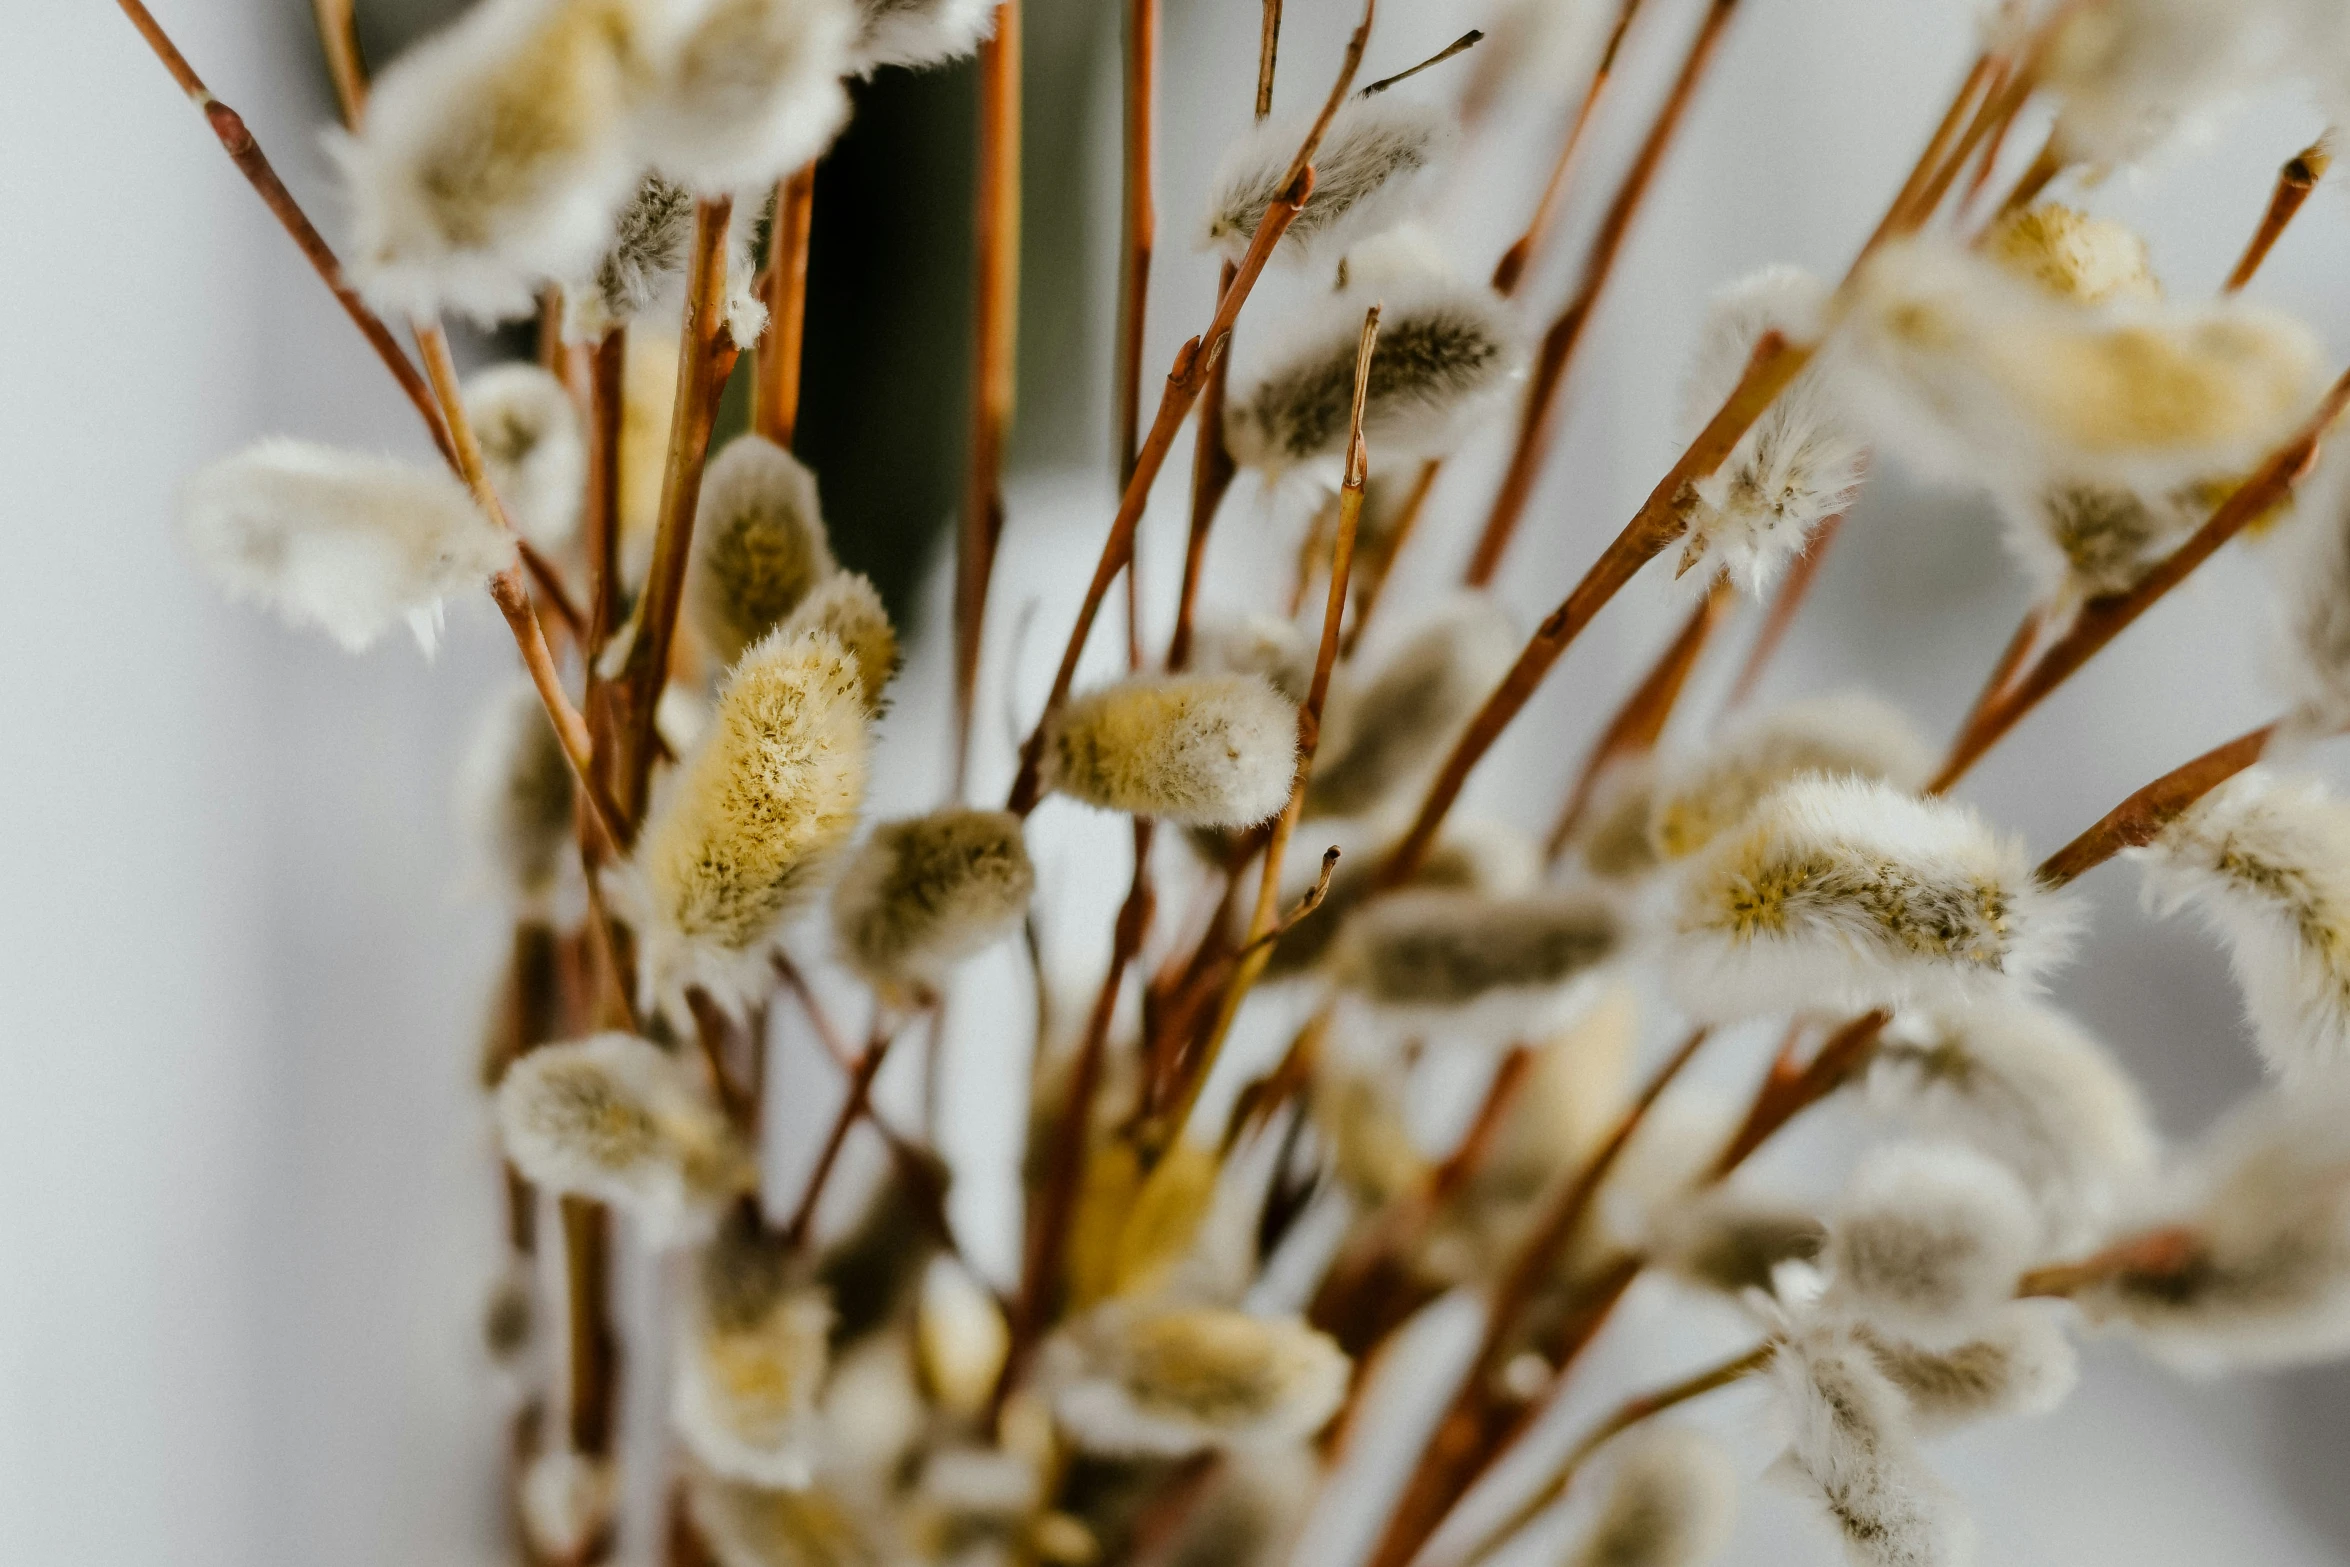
[1545,580,1734,862]
[757,162,820,446]
[116,0,457,469]
[1257,0,1283,118]
[2036,722,2278,886]
[518,541,587,646]
[1930,362,2350,793]
[1490,0,1646,298]
[1146,307,1380,1159]
[560,1196,620,1462]
[583,329,628,655]
[954,2,1024,793]
[307,0,368,127]
[1722,504,1848,709]
[1379,333,1814,888]
[1116,0,1158,485]
[2016,1224,2206,1299]
[612,198,740,833]
[784,1017,900,1247]
[1456,1343,1776,1567]
[1339,457,1439,656]
[1709,1008,1888,1178]
[2225,138,2331,295]
[1856,52,1997,262]
[1463,0,1745,587]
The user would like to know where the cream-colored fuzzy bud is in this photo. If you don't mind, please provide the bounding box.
[1652,1188,1829,1298]
[686,1472,876,1567]
[1827,1142,2040,1346]
[1984,204,2160,305]
[182,438,514,654]
[1996,477,2207,607]
[1194,614,1318,705]
[457,682,577,914]
[1043,673,1297,827]
[635,626,871,1017]
[632,0,856,194]
[1667,776,2079,1022]
[832,809,1033,991]
[1265,817,1534,977]
[1768,1325,1973,1567]
[495,1033,751,1241]
[2039,0,2283,169]
[335,0,643,322]
[1045,1303,1350,1457]
[1205,95,1454,265]
[1226,280,1519,471]
[1308,594,1518,819]
[918,1256,1010,1420]
[520,1446,616,1562]
[564,173,695,340]
[672,1208,834,1486]
[1648,692,1933,863]
[850,0,995,71]
[2138,769,2350,1087]
[1855,1306,2079,1433]
[1333,889,1621,1025]
[781,571,897,710]
[465,363,587,552]
[690,434,837,668]
[1567,1425,1738,1567]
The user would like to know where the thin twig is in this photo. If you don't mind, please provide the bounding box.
[518,541,586,646]
[115,0,457,469]
[2016,1225,2203,1299]
[1708,1009,1888,1179]
[1116,0,1158,486]
[1491,0,1646,298]
[784,1017,899,1246]
[308,0,368,128]
[1464,0,1745,586]
[1342,457,1440,656]
[758,163,819,446]
[560,1196,619,1457]
[1359,29,1483,98]
[1257,0,1284,119]
[582,328,628,657]
[2036,723,2276,887]
[2225,138,2332,294]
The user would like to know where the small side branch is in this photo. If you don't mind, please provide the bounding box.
[2036,722,2276,887]
[2225,138,2331,295]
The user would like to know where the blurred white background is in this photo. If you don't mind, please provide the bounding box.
[6,1,2350,1564]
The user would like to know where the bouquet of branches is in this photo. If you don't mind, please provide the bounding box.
[115,0,2350,1562]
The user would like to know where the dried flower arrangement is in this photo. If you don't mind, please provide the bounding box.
[113,0,2350,1564]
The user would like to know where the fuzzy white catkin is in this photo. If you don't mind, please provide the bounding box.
[690,434,838,668]
[630,0,856,194]
[1675,267,1867,598]
[1043,673,1298,828]
[849,0,995,71]
[634,626,871,1018]
[519,1446,616,1562]
[1194,614,1320,705]
[831,809,1035,990]
[1647,692,1934,864]
[181,437,514,654]
[457,682,577,913]
[1204,94,1454,266]
[1308,594,1519,819]
[1331,888,1621,1022]
[1856,1306,2079,1434]
[673,1212,834,1486]
[1831,236,2320,497]
[1994,477,2208,609]
[1650,1187,1829,1299]
[2034,0,2299,169]
[1769,1325,1975,1567]
[465,363,587,552]
[564,173,696,340]
[2136,769,2350,1087]
[1463,0,1613,121]
[1263,816,1536,979]
[495,1034,750,1242]
[1044,1303,1350,1457]
[1667,775,2078,1022]
[1567,1425,1738,1567]
[1827,1142,2040,1347]
[780,571,897,711]
[687,1472,875,1567]
[1867,1002,2157,1248]
[335,0,643,322]
[2072,1086,2350,1369]
[1225,280,1520,472]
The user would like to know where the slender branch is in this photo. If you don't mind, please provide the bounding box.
[1456,1345,1775,1567]
[2225,138,2332,295]
[1359,29,1483,99]
[784,1017,898,1246]
[2037,723,2276,887]
[1855,53,1997,263]
[1257,0,1284,119]
[2016,1225,2202,1299]
[1723,503,1848,710]
[115,0,457,469]
[308,0,368,128]
[1930,363,2350,793]
[772,952,860,1073]
[1167,262,1240,673]
[560,1196,619,1457]
[1708,1009,1888,1179]
[757,163,819,446]
[519,540,586,646]
[955,3,1024,794]
[1949,602,2043,749]
[1463,0,1744,586]
[1545,581,1732,862]
[1116,0,1158,485]
[582,328,627,656]
[1380,334,1815,888]
[1491,0,1645,298]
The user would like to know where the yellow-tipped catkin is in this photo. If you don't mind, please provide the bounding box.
[1045,1303,1349,1457]
[336,0,644,322]
[1307,595,1519,819]
[782,571,897,710]
[1043,673,1298,828]
[1985,204,2161,305]
[635,627,871,1017]
[673,1207,834,1487]
[831,808,1033,991]
[465,362,587,552]
[456,682,577,914]
[1648,692,1934,863]
[690,434,837,668]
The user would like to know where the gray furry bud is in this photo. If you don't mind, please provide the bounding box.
[457,681,577,913]
[1568,1425,1738,1567]
[1204,95,1454,266]
[832,809,1035,991]
[691,434,838,668]
[1308,595,1519,819]
[465,362,587,552]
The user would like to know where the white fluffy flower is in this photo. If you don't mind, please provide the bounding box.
[1827,1142,2041,1347]
[180,438,513,653]
[849,0,995,72]
[1855,1306,2079,1434]
[630,0,857,194]
[1647,691,1933,864]
[1309,594,1520,820]
[1767,1324,1974,1567]
[1667,776,2079,1021]
[2137,769,2350,1087]
[1204,94,1454,266]
[465,362,587,552]
[1042,673,1298,828]
[1044,1302,1349,1457]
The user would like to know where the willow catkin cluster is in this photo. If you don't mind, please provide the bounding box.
[2136,769,2350,1086]
[464,362,587,553]
[2070,1087,2350,1369]
[1044,1302,1350,1457]
[1308,594,1520,820]
[1225,280,1520,472]
[1675,267,1867,598]
[1042,673,1298,828]
[565,173,695,339]
[673,1209,836,1486]
[831,809,1034,992]
[1825,1142,2040,1347]
[180,437,514,654]
[494,1033,752,1242]
[630,0,855,194]
[1647,693,1934,864]
[849,0,996,72]
[691,434,839,668]
[1768,1326,1974,1567]
[1566,1425,1738,1567]
[1204,93,1454,266]
[1853,1308,2079,1434]
[1667,775,2078,1022]
[636,627,872,1017]
[1867,1002,2158,1247]
[456,682,578,914]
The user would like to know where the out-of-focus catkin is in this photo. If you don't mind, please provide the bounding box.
[464,362,587,553]
[457,682,577,914]
[832,809,1034,992]
[1043,673,1298,828]
[690,434,838,668]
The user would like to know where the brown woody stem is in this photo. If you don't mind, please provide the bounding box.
[2037,723,2276,887]
[757,163,819,446]
[1491,0,1646,298]
[2225,139,2330,295]
[307,0,368,127]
